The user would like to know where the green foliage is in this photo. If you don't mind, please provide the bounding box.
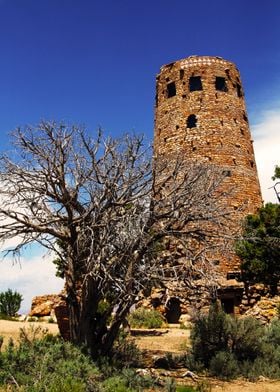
[229,316,263,361]
[176,386,196,392]
[236,203,280,290]
[264,318,280,346]
[128,307,165,329]
[0,327,150,391]
[272,165,280,181]
[102,376,135,392]
[165,378,176,392]
[111,331,142,368]
[189,305,280,381]
[209,351,239,380]
[191,302,231,366]
[0,288,23,316]
[52,239,67,278]
[101,368,155,392]
[195,381,212,392]
[0,327,101,390]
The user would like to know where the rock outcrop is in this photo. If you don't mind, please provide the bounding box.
[29,294,62,317]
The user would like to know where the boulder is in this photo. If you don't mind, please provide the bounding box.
[29,294,64,317]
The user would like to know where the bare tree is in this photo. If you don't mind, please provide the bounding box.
[0,122,232,357]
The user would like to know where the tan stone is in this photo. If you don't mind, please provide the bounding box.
[154,55,262,275]
[29,294,64,317]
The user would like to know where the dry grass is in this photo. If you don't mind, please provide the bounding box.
[0,319,58,348]
[1,320,280,391]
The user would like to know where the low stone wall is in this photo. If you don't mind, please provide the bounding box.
[243,296,280,324]
[239,283,270,314]
[54,302,70,340]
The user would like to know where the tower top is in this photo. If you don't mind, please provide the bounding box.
[160,55,238,73]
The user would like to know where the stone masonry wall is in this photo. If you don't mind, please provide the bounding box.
[154,55,263,274]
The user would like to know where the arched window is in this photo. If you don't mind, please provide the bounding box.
[186,114,197,128]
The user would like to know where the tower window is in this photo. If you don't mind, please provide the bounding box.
[189,76,203,91]
[222,170,231,177]
[180,69,184,79]
[225,69,231,80]
[187,114,197,128]
[167,82,176,98]
[215,77,228,92]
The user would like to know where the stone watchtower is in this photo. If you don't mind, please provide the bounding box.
[153,56,262,309]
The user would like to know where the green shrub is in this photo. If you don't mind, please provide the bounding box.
[209,351,239,380]
[102,376,134,392]
[0,325,153,390]
[0,288,23,316]
[189,303,280,381]
[264,319,280,346]
[191,302,231,366]
[128,307,165,329]
[0,331,100,390]
[229,316,263,361]
[111,331,142,368]
[118,368,155,391]
[165,377,176,392]
[183,353,205,373]
[44,376,87,392]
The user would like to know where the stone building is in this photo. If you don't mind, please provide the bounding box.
[152,55,263,317]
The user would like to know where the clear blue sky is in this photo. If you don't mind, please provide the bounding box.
[0,0,280,312]
[0,0,279,142]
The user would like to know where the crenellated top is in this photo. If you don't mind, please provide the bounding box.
[160,55,237,72]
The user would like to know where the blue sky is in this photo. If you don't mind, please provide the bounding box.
[0,0,280,312]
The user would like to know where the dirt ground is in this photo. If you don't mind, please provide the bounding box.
[1,320,280,391]
[134,327,190,354]
[207,379,280,392]
[0,319,59,347]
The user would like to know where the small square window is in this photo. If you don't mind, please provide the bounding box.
[189,76,203,92]
[215,77,228,92]
[187,114,197,128]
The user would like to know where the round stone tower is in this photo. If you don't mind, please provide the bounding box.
[154,55,262,275]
